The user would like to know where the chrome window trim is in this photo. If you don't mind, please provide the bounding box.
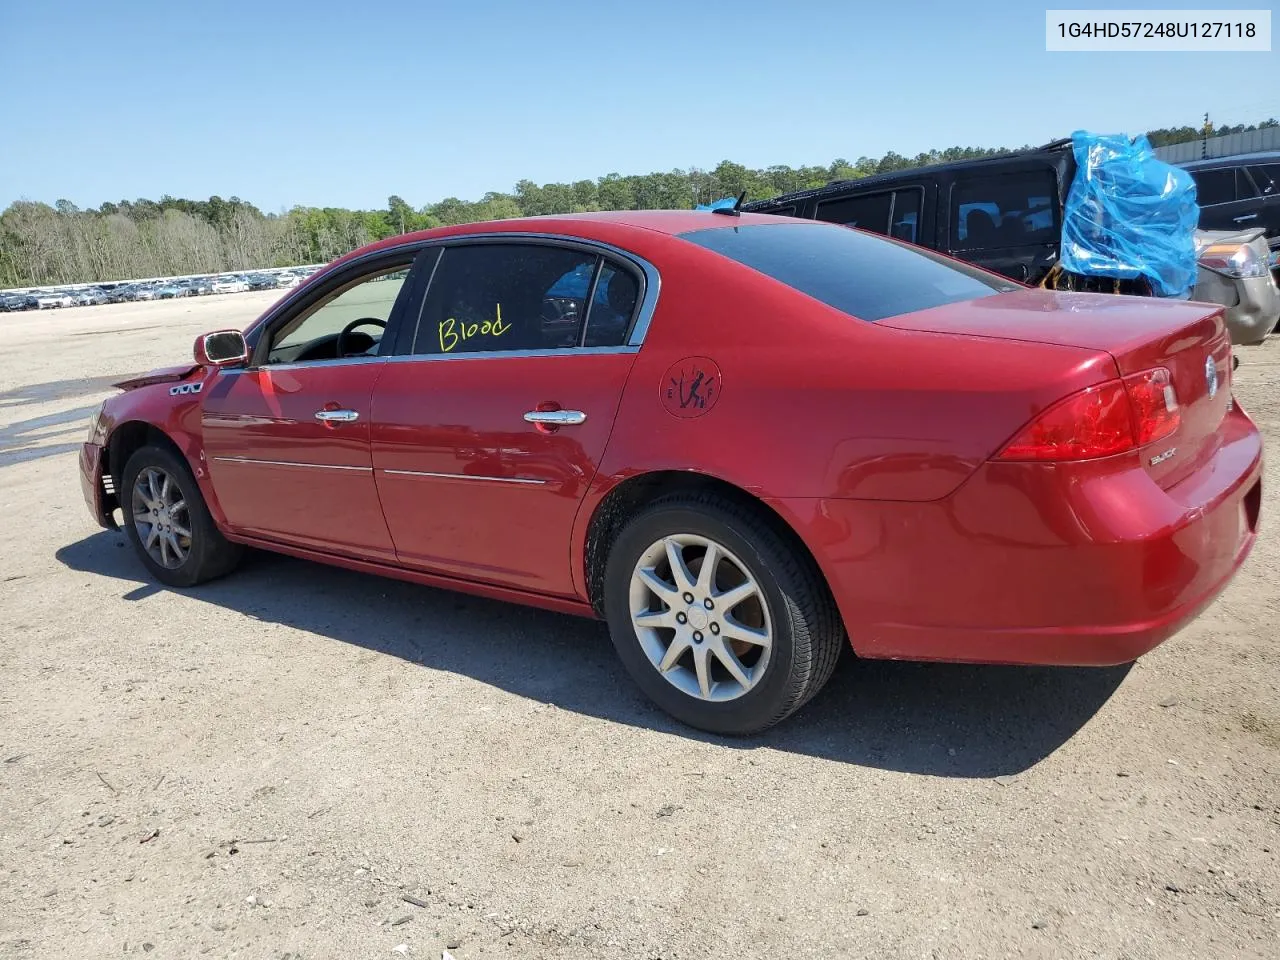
[380,469,547,485]
[220,346,639,373]
[245,231,661,364]
[212,457,371,472]
[384,345,639,363]
[220,355,387,375]
[413,232,661,349]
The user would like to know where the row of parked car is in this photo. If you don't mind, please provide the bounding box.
[0,267,322,312]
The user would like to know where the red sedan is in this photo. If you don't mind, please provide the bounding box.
[80,212,1262,734]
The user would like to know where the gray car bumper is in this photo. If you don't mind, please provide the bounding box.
[1192,267,1280,346]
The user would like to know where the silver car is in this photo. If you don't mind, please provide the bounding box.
[1192,227,1280,345]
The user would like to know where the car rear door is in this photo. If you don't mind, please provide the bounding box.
[200,247,432,561]
[370,238,652,596]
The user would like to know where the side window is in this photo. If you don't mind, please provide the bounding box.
[583,264,640,347]
[950,171,1058,251]
[266,263,411,364]
[889,189,923,243]
[414,244,601,355]
[1192,168,1234,206]
[768,206,797,217]
[816,192,891,233]
[1247,164,1278,195]
[1235,168,1260,199]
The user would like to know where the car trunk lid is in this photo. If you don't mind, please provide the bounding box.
[880,289,1232,487]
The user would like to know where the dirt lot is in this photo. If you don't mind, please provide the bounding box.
[1,293,1277,960]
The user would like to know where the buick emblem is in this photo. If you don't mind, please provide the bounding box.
[1205,357,1219,400]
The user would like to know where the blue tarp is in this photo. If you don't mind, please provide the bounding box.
[1060,131,1199,298]
[695,197,738,211]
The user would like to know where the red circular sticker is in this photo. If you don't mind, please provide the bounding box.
[661,357,722,419]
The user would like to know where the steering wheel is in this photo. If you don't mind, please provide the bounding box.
[335,317,387,358]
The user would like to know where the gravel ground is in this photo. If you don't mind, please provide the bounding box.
[1,293,1277,960]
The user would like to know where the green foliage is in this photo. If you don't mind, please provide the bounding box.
[1145,117,1277,148]
[3,117,1274,288]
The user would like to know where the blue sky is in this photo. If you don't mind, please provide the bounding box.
[1,0,1276,212]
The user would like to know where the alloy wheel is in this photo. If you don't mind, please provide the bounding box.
[629,533,773,702]
[131,466,191,569]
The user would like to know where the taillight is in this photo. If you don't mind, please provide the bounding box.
[997,381,1133,461]
[996,367,1180,462]
[1123,367,1179,446]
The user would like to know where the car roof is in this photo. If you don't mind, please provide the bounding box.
[326,210,798,269]
[1182,151,1280,170]
[742,140,1075,210]
[440,210,788,237]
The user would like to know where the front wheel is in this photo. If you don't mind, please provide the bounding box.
[603,495,844,735]
[121,444,243,587]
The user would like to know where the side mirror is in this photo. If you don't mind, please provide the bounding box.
[195,330,248,367]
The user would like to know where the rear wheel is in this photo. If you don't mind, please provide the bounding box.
[121,444,242,587]
[603,495,844,735]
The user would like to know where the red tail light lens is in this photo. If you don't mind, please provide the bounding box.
[1123,367,1179,446]
[997,381,1134,461]
[996,367,1180,462]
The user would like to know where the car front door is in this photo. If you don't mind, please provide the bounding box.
[1242,163,1280,244]
[370,239,650,596]
[201,249,430,561]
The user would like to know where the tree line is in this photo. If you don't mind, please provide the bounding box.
[3,118,1275,288]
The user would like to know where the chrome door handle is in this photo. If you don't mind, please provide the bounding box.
[1233,213,1259,222]
[314,409,360,423]
[523,409,587,426]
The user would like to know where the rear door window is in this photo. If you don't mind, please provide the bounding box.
[1192,168,1235,206]
[816,192,892,233]
[412,244,600,354]
[1247,164,1279,195]
[949,171,1058,251]
[889,189,922,243]
[680,222,1012,322]
[583,264,640,347]
[1234,168,1260,198]
[817,188,925,244]
[411,244,643,354]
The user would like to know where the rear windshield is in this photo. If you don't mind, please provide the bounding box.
[680,222,1013,321]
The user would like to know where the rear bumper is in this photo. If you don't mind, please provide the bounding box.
[79,442,117,529]
[772,405,1263,666]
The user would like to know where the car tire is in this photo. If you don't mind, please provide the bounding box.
[603,494,844,735]
[120,443,243,588]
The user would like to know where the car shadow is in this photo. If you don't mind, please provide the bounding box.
[56,531,1130,778]
[0,374,128,407]
[0,403,101,468]
[0,375,134,469]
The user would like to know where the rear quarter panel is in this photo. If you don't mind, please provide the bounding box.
[588,238,1117,500]
[572,236,1119,594]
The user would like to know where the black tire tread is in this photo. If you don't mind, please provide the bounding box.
[607,492,845,734]
[121,443,242,587]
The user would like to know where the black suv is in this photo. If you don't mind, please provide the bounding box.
[742,142,1075,286]
[1181,152,1280,253]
